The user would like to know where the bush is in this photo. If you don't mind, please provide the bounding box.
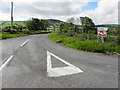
[48,32,120,54]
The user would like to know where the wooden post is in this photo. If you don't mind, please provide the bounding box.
[11,2,13,32]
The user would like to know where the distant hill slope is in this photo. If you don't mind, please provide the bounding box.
[47,19,64,24]
[0,19,64,27]
[1,20,118,29]
[95,24,119,29]
[0,21,25,27]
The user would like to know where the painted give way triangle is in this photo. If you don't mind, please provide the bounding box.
[47,51,83,77]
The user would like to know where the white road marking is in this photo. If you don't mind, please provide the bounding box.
[0,39,29,71]
[47,51,83,77]
[20,39,29,48]
[0,55,14,71]
[117,53,120,55]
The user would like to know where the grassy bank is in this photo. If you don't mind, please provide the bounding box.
[48,32,120,54]
[1,30,51,40]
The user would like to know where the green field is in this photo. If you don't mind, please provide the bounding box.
[1,21,25,26]
[1,31,51,40]
[0,19,63,28]
[0,20,52,39]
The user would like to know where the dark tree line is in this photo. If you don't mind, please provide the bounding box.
[57,16,97,40]
[26,18,50,31]
[2,24,26,33]
[59,16,96,34]
[82,16,96,33]
[2,18,50,33]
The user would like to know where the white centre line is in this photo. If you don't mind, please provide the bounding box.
[0,55,14,71]
[0,39,29,71]
[20,39,29,48]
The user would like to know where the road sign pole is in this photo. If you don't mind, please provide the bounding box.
[101,36,104,43]
[97,35,99,43]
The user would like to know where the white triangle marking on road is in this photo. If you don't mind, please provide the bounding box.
[47,51,83,77]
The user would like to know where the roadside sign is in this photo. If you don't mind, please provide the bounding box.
[97,27,108,37]
[97,27,108,31]
[97,27,108,43]
[97,31,107,37]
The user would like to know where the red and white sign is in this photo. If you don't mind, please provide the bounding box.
[97,27,108,37]
[97,31,107,37]
[97,27,108,31]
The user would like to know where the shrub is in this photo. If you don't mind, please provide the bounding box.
[48,32,120,54]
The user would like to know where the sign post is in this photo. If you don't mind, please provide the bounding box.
[97,35,100,43]
[101,36,104,43]
[97,27,108,43]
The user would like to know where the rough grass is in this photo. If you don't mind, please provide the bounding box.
[48,32,120,54]
[1,31,51,40]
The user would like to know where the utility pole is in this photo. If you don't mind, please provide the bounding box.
[11,2,13,32]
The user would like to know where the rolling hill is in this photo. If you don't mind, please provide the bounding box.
[1,20,119,29]
[95,24,119,29]
[0,19,64,27]
[47,19,64,24]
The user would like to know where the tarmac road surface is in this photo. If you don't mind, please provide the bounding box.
[1,34,118,88]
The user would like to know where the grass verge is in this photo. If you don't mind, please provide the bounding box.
[48,32,120,54]
[1,31,51,40]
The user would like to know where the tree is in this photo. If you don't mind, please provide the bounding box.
[26,18,50,30]
[26,18,40,30]
[84,17,95,40]
[59,23,64,33]
[67,17,75,24]
[80,16,95,33]
[84,16,95,32]
[76,18,80,25]
[118,25,120,45]
[39,19,50,30]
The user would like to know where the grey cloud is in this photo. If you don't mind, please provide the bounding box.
[0,2,11,13]
[0,1,86,21]
[3,2,83,16]
[33,2,82,15]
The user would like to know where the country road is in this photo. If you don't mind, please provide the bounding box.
[0,34,118,88]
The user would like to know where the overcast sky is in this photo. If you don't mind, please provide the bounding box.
[0,0,119,24]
